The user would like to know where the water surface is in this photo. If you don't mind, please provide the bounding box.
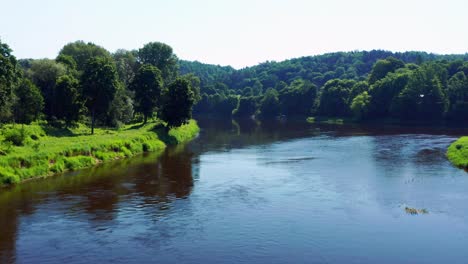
[1,118,468,264]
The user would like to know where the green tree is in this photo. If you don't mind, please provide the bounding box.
[27,59,67,119]
[160,78,195,127]
[391,64,448,120]
[350,91,371,120]
[106,86,135,127]
[13,79,44,124]
[81,57,119,134]
[130,64,164,123]
[55,75,83,126]
[367,70,411,118]
[138,42,178,82]
[58,41,111,72]
[0,39,21,122]
[279,79,317,116]
[113,49,138,87]
[182,73,201,103]
[233,96,258,118]
[446,71,468,120]
[316,79,356,116]
[368,57,405,84]
[259,88,280,118]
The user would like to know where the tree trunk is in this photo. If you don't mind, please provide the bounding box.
[91,109,95,135]
[144,114,148,124]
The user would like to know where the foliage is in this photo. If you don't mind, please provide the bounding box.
[160,78,195,127]
[0,121,199,185]
[259,88,280,118]
[138,42,178,83]
[350,91,371,120]
[58,40,111,72]
[54,75,83,126]
[26,59,67,119]
[130,64,164,123]
[447,137,468,169]
[13,79,44,124]
[81,57,119,134]
[0,39,21,122]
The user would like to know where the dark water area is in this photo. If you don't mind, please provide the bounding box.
[1,118,468,264]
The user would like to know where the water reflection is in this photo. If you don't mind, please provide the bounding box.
[1,117,468,263]
[0,147,197,263]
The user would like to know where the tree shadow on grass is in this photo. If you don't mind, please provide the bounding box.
[41,125,79,137]
[152,124,178,145]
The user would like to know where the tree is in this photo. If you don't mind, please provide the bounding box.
[81,57,118,134]
[58,41,111,72]
[0,39,21,122]
[106,85,135,128]
[278,79,317,116]
[446,71,468,120]
[233,96,258,118]
[13,79,44,124]
[138,42,178,83]
[55,75,83,126]
[27,59,66,119]
[368,57,405,84]
[160,78,195,127]
[350,91,371,120]
[113,49,138,87]
[259,88,280,118]
[391,64,448,120]
[130,64,164,123]
[367,70,411,118]
[316,79,356,117]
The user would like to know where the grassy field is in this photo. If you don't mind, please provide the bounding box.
[0,120,199,185]
[447,136,468,170]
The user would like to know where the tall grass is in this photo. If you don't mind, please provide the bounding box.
[0,120,199,185]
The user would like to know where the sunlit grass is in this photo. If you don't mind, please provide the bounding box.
[447,137,468,169]
[0,120,199,185]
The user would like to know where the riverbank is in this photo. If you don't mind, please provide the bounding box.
[0,120,199,185]
[447,137,468,170]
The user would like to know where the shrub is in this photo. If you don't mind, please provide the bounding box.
[3,127,28,146]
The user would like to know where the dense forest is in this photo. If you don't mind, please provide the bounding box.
[180,51,468,122]
[2,38,468,131]
[0,39,196,134]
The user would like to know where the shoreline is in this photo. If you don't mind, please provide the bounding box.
[0,120,200,186]
[447,137,468,170]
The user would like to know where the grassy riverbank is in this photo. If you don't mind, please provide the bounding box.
[447,137,468,169]
[0,120,199,185]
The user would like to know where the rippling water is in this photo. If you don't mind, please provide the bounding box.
[1,118,468,264]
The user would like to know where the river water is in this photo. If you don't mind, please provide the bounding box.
[1,118,468,264]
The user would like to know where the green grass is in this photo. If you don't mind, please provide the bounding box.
[0,120,199,185]
[447,136,468,169]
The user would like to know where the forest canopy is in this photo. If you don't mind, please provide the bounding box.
[2,38,468,132]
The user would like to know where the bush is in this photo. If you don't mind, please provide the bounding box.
[3,127,28,146]
[0,167,20,184]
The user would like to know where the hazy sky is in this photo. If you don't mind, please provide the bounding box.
[1,0,467,68]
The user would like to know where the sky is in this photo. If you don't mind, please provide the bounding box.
[1,0,468,69]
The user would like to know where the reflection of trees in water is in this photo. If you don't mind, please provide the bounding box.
[132,147,195,201]
[0,146,196,261]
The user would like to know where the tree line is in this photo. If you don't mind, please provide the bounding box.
[2,39,468,126]
[181,51,468,122]
[0,40,197,134]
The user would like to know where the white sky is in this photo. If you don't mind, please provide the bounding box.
[1,0,467,68]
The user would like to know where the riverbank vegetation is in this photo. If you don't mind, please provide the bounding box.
[2,38,468,172]
[0,120,199,185]
[0,39,200,185]
[447,137,468,169]
[181,52,468,123]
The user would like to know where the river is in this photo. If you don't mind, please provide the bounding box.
[1,118,468,264]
